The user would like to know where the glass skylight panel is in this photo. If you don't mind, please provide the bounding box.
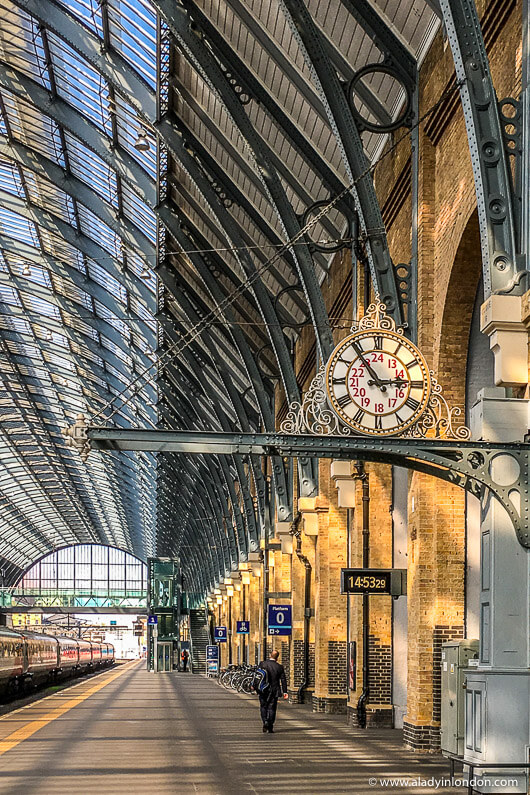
[43,351,76,373]
[126,247,156,295]
[121,182,156,242]
[39,229,85,272]
[62,312,99,342]
[0,284,21,306]
[21,293,61,321]
[77,205,120,256]
[47,32,111,133]
[0,158,24,197]
[107,0,157,88]
[87,259,127,304]
[69,340,103,367]
[93,299,130,339]
[56,0,103,36]
[5,254,52,289]
[79,367,106,390]
[104,361,128,385]
[1,93,66,167]
[64,132,118,205]
[18,364,51,382]
[23,171,77,226]
[0,206,39,247]
[114,93,156,178]
[0,3,51,89]
[100,334,132,367]
[52,274,93,311]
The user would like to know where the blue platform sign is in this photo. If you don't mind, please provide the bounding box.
[236,620,250,634]
[207,645,219,661]
[147,615,158,625]
[268,605,292,635]
[206,645,219,675]
[214,625,227,642]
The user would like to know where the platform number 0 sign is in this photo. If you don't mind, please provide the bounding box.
[268,604,292,636]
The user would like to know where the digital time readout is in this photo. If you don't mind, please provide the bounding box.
[340,568,407,597]
[341,569,392,594]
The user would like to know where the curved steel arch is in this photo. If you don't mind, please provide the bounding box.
[158,295,262,541]
[153,0,335,362]
[277,0,407,324]
[158,375,252,562]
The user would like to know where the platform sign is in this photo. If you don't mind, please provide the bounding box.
[207,645,219,661]
[147,615,158,625]
[236,620,250,634]
[214,625,227,642]
[268,604,292,635]
[207,644,219,672]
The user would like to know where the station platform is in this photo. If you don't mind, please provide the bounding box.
[0,661,461,794]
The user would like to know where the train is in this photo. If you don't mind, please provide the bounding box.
[0,626,115,699]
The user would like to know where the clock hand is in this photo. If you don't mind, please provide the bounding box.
[352,343,387,392]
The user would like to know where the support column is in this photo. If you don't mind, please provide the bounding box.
[301,467,349,714]
[466,390,530,794]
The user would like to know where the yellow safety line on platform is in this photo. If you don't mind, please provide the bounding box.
[0,660,139,757]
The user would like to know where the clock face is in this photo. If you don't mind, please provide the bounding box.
[325,330,431,436]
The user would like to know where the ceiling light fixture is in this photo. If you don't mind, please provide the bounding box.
[134,130,150,152]
[22,263,31,276]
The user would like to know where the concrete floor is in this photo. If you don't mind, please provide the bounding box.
[0,661,463,794]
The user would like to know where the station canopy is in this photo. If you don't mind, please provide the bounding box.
[0,0,440,588]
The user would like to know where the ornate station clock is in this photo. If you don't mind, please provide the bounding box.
[325,307,431,437]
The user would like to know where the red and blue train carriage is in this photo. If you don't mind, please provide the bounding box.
[0,627,115,697]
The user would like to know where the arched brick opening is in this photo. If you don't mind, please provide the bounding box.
[436,210,482,407]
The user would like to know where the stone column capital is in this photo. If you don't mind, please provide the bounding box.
[298,495,329,536]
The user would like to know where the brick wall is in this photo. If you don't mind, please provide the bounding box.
[368,634,392,705]
[328,640,347,696]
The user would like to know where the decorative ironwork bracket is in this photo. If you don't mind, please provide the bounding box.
[280,299,472,441]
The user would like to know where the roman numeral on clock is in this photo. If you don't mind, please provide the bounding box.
[353,408,365,424]
[337,393,352,409]
[375,415,383,430]
[409,380,424,389]
[374,336,383,350]
[332,376,346,385]
[405,396,420,411]
[404,358,418,369]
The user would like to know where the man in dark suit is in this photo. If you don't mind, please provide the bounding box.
[258,649,288,733]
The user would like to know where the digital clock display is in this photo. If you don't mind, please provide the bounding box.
[341,569,392,594]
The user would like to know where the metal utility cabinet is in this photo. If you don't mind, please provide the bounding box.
[441,639,479,758]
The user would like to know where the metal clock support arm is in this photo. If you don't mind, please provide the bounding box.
[86,429,530,550]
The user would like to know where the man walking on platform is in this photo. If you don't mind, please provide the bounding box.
[257,649,288,733]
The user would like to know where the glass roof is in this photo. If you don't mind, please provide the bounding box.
[0,0,440,590]
[0,0,158,575]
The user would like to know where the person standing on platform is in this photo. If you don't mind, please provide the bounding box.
[181,648,189,672]
[257,650,288,733]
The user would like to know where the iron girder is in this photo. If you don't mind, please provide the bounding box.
[439,0,524,296]
[88,428,530,550]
